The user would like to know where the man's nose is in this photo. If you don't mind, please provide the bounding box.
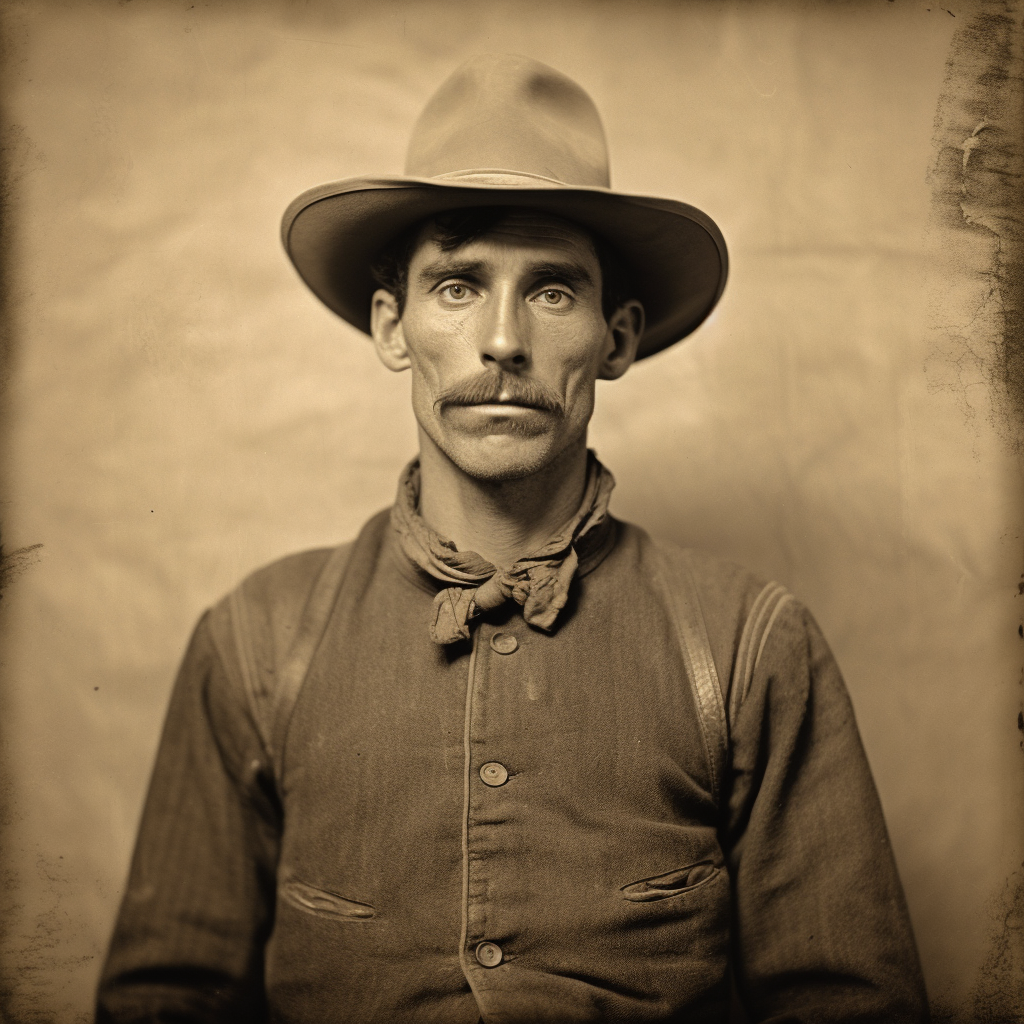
[476,287,530,369]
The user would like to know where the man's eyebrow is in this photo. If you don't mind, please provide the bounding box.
[527,261,594,290]
[415,259,485,283]
[413,256,596,290]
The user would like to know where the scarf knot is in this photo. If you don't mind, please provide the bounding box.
[390,454,614,644]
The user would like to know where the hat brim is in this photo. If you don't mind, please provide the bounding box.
[281,176,728,360]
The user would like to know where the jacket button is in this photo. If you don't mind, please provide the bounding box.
[479,765,512,786]
[489,632,518,654]
[475,941,503,967]
[479,761,509,786]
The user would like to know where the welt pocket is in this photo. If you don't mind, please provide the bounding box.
[281,876,375,920]
[620,860,721,902]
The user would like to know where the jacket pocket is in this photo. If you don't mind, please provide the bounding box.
[620,860,720,902]
[281,875,376,920]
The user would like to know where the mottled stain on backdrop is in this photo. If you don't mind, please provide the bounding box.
[928,0,1024,452]
[927,5,1024,1017]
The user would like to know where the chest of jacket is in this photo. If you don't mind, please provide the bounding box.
[264,527,731,1022]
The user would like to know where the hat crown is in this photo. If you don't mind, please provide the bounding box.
[404,54,610,188]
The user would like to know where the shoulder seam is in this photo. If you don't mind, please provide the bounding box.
[227,587,274,758]
[730,581,793,721]
[269,540,356,774]
[752,591,794,678]
[210,540,358,784]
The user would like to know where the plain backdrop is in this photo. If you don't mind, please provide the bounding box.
[1,1,1022,1021]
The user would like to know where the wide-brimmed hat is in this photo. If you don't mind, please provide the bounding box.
[282,54,727,360]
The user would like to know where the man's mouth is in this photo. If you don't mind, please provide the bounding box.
[434,374,563,416]
[461,393,547,412]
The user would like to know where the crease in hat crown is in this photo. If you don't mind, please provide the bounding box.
[404,54,611,188]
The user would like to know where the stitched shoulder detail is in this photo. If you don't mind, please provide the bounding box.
[206,544,351,765]
[729,581,794,722]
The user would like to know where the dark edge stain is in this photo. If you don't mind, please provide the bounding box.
[0,544,43,600]
[928,4,1024,1022]
[0,8,53,1023]
[926,0,1024,457]
[0,1,17,1020]
[970,863,1024,1020]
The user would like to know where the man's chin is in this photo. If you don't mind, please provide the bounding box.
[438,433,565,483]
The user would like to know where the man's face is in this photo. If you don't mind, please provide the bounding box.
[370,210,643,482]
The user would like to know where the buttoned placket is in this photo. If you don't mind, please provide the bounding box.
[458,616,523,1017]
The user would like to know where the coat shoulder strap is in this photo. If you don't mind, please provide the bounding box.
[652,536,796,809]
[222,539,356,783]
[652,540,729,805]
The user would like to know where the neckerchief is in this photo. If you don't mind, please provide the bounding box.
[390,452,615,645]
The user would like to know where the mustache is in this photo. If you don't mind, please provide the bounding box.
[434,371,564,415]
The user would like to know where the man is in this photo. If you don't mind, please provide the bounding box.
[97,55,928,1023]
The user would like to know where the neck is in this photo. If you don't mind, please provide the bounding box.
[416,432,590,568]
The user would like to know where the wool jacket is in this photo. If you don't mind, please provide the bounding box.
[97,509,928,1023]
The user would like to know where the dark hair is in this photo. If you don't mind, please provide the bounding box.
[370,206,637,319]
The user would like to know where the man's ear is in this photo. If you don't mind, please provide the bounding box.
[370,288,410,372]
[597,300,645,380]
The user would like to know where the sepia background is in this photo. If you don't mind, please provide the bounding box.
[1,0,1022,1020]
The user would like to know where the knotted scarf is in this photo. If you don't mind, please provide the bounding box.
[390,452,615,645]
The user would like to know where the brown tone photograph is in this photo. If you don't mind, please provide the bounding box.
[0,0,1021,1021]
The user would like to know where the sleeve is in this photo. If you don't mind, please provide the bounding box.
[722,596,929,1023]
[96,610,281,1024]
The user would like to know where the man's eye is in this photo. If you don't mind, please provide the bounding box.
[441,283,472,301]
[536,289,568,305]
